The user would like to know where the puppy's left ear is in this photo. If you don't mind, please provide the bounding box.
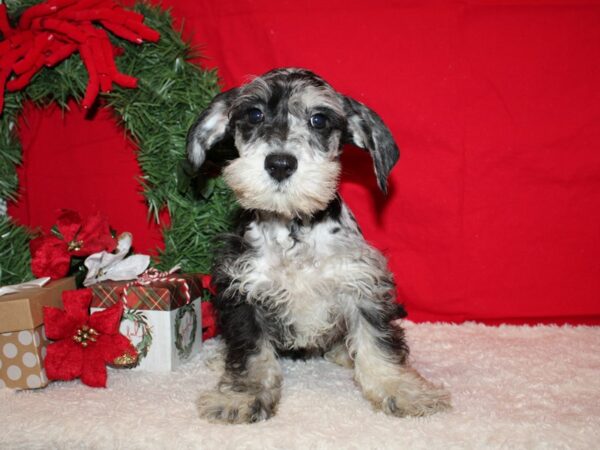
[187,88,239,169]
[342,97,400,194]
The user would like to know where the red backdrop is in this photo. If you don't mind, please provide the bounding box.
[9,0,600,324]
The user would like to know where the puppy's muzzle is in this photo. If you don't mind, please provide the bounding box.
[264,153,298,182]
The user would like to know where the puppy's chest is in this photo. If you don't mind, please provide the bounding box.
[240,220,347,344]
[246,220,341,288]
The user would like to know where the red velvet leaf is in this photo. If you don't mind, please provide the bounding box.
[30,235,70,279]
[89,302,123,335]
[43,306,79,340]
[80,346,107,388]
[44,339,83,381]
[96,333,136,363]
[62,289,92,324]
[55,209,82,242]
[29,234,59,255]
[72,211,116,256]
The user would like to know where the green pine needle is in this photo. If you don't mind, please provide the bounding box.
[0,216,33,285]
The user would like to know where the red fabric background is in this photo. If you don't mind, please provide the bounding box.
[9,0,600,324]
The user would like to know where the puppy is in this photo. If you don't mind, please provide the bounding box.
[187,68,450,424]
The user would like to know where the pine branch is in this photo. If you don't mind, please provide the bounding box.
[0,216,33,285]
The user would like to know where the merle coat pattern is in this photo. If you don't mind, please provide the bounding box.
[187,68,450,424]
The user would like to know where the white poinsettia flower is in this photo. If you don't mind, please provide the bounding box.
[83,232,150,287]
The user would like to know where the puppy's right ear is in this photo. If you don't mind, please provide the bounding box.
[186,88,239,169]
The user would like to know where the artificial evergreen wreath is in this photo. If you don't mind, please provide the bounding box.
[0,0,237,286]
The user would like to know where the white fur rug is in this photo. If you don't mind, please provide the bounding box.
[2,322,599,449]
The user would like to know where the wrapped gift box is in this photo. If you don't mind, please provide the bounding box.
[0,277,76,389]
[89,274,206,372]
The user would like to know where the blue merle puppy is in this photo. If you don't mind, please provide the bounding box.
[187,68,451,424]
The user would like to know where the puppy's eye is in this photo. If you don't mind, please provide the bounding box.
[309,113,328,129]
[247,108,264,124]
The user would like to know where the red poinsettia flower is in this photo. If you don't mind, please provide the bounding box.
[201,274,217,296]
[201,301,220,340]
[200,275,219,340]
[43,289,137,388]
[30,210,117,279]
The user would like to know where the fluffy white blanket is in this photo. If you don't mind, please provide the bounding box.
[2,322,599,449]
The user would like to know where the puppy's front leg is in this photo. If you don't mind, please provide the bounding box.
[348,302,451,417]
[197,302,282,424]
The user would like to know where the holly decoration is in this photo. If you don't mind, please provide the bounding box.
[43,288,138,387]
[0,0,238,287]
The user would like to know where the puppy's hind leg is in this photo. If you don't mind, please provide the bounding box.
[197,303,282,424]
[324,340,354,369]
[347,302,451,417]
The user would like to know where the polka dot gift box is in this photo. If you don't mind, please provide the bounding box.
[0,277,75,389]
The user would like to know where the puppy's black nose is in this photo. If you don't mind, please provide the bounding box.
[264,153,298,182]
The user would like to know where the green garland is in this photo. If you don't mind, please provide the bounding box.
[0,1,237,286]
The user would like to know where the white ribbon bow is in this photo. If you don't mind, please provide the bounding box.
[83,232,150,287]
[0,277,50,297]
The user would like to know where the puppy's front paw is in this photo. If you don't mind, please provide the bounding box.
[360,365,451,418]
[197,389,277,424]
[381,383,451,418]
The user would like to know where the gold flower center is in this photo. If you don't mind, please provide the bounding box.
[113,353,137,366]
[73,325,99,347]
[67,239,84,252]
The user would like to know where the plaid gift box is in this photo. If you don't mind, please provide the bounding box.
[90,274,208,372]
